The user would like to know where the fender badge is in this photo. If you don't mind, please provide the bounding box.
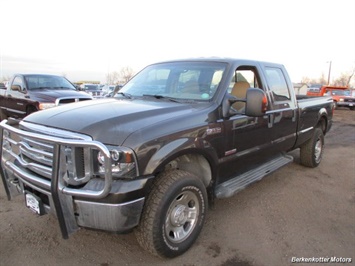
[206,127,221,135]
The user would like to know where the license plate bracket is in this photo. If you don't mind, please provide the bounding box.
[25,191,44,215]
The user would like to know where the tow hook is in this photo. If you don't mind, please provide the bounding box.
[9,179,22,193]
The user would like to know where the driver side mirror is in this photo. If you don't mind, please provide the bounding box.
[245,88,268,117]
[11,85,22,92]
[222,88,268,118]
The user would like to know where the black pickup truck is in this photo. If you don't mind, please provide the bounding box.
[0,74,93,120]
[0,58,334,258]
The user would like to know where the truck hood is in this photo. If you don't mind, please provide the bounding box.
[30,89,91,101]
[24,98,205,145]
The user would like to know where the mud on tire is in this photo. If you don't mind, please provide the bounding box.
[135,169,207,258]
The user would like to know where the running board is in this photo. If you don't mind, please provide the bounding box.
[215,153,293,199]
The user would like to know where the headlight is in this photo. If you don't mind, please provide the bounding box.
[39,102,56,110]
[62,145,137,187]
[339,98,344,102]
[95,146,137,179]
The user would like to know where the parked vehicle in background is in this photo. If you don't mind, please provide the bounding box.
[0,81,9,89]
[327,90,355,110]
[79,83,104,98]
[293,83,308,95]
[101,84,116,96]
[306,85,348,96]
[0,74,93,120]
[0,58,334,258]
[306,85,349,107]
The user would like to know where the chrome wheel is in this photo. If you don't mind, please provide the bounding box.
[135,169,207,258]
[314,137,323,163]
[165,191,199,243]
[300,127,324,168]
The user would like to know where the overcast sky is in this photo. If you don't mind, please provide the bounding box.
[1,0,354,84]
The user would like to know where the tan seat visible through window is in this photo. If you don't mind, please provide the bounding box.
[231,81,250,110]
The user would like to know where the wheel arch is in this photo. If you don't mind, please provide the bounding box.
[26,104,38,115]
[317,108,329,135]
[143,138,218,188]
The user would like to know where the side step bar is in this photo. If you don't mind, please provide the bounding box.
[215,153,293,199]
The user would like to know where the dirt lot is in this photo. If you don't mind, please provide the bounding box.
[0,109,354,266]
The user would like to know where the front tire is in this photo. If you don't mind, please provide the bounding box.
[300,127,324,168]
[135,169,207,258]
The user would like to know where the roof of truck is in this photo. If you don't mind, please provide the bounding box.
[155,57,284,66]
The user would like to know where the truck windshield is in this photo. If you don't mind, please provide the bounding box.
[25,75,76,90]
[118,62,227,101]
[326,90,351,96]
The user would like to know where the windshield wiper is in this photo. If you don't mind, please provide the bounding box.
[142,94,181,103]
[30,87,51,89]
[53,86,74,90]
[115,92,132,99]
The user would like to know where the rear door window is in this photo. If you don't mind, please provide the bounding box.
[265,67,291,102]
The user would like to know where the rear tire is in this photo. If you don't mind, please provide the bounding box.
[300,127,324,168]
[135,169,207,258]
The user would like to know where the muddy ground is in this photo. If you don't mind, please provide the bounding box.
[0,108,354,266]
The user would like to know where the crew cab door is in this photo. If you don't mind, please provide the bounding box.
[219,65,272,183]
[262,65,298,153]
[6,75,28,118]
[219,64,297,184]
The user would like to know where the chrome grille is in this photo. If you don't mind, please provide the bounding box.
[55,96,92,106]
[1,120,114,199]
[2,122,95,183]
[91,91,102,97]
[58,98,92,105]
[19,137,53,179]
[344,98,355,103]
[2,133,54,180]
[20,137,53,166]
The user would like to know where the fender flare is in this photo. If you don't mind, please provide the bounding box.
[143,137,218,179]
[317,107,329,133]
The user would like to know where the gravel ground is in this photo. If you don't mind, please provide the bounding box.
[0,108,354,266]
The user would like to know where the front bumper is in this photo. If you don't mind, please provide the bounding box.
[2,164,148,234]
[0,119,151,238]
[337,101,355,108]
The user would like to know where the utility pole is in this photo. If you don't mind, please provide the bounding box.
[327,61,332,85]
